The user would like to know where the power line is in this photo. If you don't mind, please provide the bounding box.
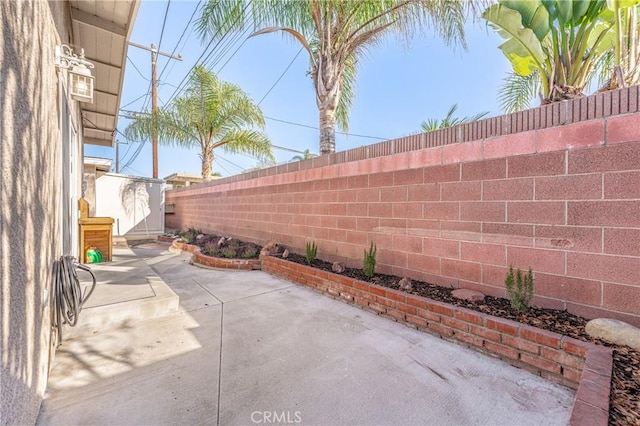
[207,25,252,73]
[119,108,388,141]
[121,164,145,176]
[157,1,201,83]
[120,140,146,172]
[157,0,171,53]
[214,159,233,176]
[264,116,388,140]
[119,139,135,164]
[271,144,312,155]
[258,47,303,106]
[138,0,171,112]
[198,5,253,72]
[127,56,150,81]
[120,92,148,109]
[164,0,253,106]
[217,154,245,172]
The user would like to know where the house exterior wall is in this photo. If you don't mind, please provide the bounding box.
[1,1,82,423]
[167,86,640,327]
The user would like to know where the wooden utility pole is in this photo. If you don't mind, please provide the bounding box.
[128,41,182,179]
[151,43,158,179]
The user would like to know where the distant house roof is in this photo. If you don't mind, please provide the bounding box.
[72,0,140,148]
[84,156,112,173]
[164,173,210,188]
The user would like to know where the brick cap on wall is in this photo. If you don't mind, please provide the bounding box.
[168,85,640,191]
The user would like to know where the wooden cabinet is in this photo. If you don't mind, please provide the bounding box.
[78,198,114,263]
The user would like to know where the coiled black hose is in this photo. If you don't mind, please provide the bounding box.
[52,256,96,343]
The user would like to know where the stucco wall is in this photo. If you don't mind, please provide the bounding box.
[1,1,74,423]
[167,87,640,327]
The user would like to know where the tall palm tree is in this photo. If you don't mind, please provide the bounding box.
[125,65,273,179]
[196,0,474,155]
[420,104,489,132]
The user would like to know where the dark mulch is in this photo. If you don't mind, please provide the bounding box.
[176,233,262,260]
[286,253,640,425]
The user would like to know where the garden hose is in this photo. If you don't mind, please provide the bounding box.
[52,255,96,343]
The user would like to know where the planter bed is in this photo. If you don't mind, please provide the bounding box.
[261,255,612,426]
[166,238,262,270]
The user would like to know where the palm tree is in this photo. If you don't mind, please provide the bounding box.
[420,104,489,132]
[291,148,315,161]
[125,65,273,180]
[197,0,475,155]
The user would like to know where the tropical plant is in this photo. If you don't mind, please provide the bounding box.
[598,1,640,89]
[363,241,377,278]
[291,149,315,162]
[504,265,534,312]
[197,0,476,155]
[420,104,490,132]
[125,65,274,179]
[484,0,615,112]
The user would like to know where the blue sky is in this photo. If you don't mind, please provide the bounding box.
[86,1,512,178]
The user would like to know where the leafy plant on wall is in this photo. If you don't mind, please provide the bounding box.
[485,0,640,112]
[599,0,640,90]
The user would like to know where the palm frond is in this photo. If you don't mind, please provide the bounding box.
[498,71,540,113]
[217,129,275,164]
[335,55,357,132]
[420,103,489,132]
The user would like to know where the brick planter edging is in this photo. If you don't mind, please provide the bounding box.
[168,239,262,270]
[158,235,178,243]
[261,255,613,426]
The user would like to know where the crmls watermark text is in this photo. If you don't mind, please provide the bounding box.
[251,411,303,424]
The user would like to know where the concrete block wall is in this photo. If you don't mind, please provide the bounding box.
[166,86,640,326]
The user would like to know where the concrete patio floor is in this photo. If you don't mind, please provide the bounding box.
[37,243,575,425]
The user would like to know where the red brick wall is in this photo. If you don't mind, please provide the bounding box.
[166,86,640,326]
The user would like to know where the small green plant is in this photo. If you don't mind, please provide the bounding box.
[240,245,258,259]
[505,265,534,312]
[363,241,377,278]
[305,241,317,264]
[182,228,202,244]
[221,248,236,259]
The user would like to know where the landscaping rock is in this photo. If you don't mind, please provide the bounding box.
[398,277,413,291]
[452,289,485,303]
[217,237,225,246]
[332,261,345,273]
[282,249,289,258]
[196,234,205,240]
[260,242,280,257]
[585,318,640,350]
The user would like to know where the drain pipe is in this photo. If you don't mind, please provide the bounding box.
[52,256,96,344]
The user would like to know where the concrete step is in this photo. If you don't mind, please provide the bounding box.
[61,250,179,341]
[112,236,129,248]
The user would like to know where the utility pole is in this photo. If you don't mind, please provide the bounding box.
[115,141,120,173]
[128,41,182,179]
